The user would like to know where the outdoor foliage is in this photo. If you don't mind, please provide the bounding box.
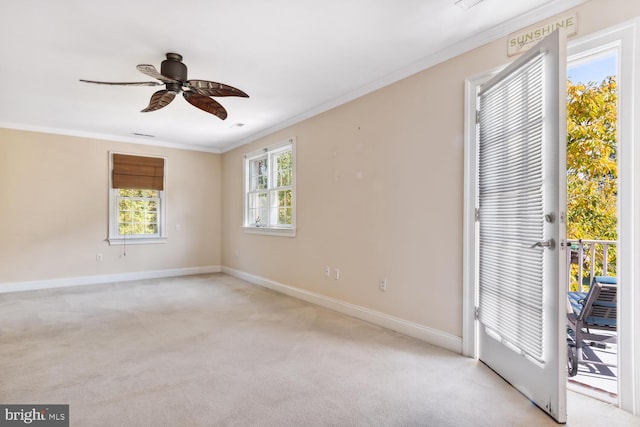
[118,189,159,235]
[275,151,293,225]
[566,76,617,288]
[248,150,293,226]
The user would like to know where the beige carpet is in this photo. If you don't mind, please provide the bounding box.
[0,273,637,426]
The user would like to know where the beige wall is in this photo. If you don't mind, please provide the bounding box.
[0,129,222,284]
[221,0,640,339]
[1,0,636,340]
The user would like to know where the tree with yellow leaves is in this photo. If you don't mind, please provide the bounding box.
[566,76,617,287]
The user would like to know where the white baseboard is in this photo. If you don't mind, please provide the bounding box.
[222,266,463,354]
[0,265,222,294]
[1,265,462,354]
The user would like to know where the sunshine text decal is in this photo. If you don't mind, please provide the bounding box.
[507,14,577,56]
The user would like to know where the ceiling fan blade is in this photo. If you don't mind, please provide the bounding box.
[186,80,249,98]
[79,79,161,87]
[136,64,178,84]
[141,90,176,112]
[183,91,228,120]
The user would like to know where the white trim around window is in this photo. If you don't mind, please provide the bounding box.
[108,151,167,245]
[243,137,296,237]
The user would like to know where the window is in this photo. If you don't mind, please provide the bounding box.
[108,152,167,245]
[243,138,296,236]
[116,189,160,235]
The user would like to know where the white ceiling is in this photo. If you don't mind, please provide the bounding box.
[0,0,585,153]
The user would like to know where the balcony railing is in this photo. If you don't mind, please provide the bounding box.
[566,239,617,292]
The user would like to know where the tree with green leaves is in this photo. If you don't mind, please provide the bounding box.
[566,76,617,288]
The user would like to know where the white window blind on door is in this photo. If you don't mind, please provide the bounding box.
[477,52,546,363]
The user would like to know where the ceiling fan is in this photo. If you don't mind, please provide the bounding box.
[80,53,248,120]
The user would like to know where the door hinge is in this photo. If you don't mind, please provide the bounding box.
[474,208,480,222]
[474,306,480,320]
[476,110,480,124]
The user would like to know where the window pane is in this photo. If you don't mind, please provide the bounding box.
[248,192,268,225]
[250,157,268,191]
[116,189,161,237]
[133,210,144,222]
[120,211,133,223]
[278,207,292,225]
[272,189,291,209]
[269,190,292,226]
[248,192,267,209]
[280,190,291,208]
[275,151,292,187]
[258,176,268,189]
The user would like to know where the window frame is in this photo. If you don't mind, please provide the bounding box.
[243,137,296,237]
[108,151,167,245]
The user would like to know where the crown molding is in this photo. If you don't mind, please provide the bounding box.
[221,0,588,153]
[0,122,222,154]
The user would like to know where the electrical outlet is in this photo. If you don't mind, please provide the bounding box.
[379,278,387,292]
[334,268,340,280]
[324,266,331,278]
[96,253,103,262]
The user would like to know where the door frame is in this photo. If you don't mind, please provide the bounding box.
[462,19,640,415]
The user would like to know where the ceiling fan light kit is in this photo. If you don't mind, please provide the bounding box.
[80,53,248,120]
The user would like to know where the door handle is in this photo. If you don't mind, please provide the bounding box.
[530,239,555,250]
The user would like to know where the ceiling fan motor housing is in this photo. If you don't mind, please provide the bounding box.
[161,53,187,92]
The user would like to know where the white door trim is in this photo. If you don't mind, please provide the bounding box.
[463,19,640,415]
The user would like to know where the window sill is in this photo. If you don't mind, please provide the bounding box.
[107,237,167,246]
[242,226,296,237]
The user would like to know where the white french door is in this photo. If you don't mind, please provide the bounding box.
[476,30,567,423]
